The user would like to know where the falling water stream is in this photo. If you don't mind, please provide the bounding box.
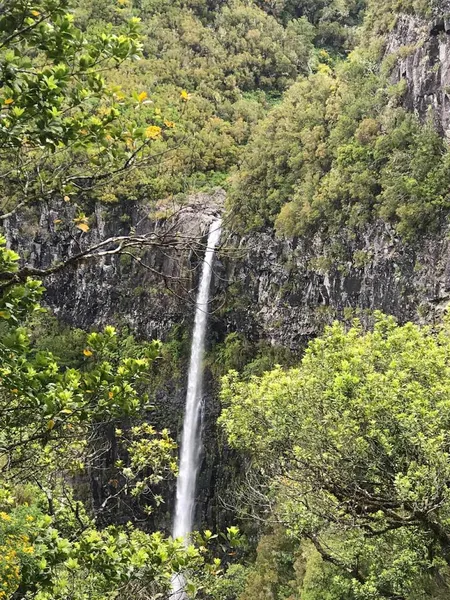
[172,219,222,599]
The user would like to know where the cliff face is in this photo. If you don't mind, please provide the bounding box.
[387,2,450,135]
[4,192,223,337]
[7,4,450,348]
[8,204,450,354]
[5,2,450,533]
[220,223,450,350]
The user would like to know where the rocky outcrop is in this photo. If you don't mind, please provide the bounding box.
[10,194,450,352]
[218,222,450,350]
[387,2,450,134]
[4,191,224,338]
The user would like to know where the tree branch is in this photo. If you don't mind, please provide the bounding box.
[307,533,407,600]
[0,14,48,49]
[0,200,27,221]
[0,231,209,289]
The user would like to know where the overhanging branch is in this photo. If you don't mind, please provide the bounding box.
[0,230,210,290]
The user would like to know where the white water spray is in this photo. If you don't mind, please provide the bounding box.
[172,219,222,599]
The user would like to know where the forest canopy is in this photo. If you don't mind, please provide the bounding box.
[69,0,366,204]
[220,314,450,599]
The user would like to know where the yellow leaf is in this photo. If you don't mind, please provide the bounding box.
[53,219,62,224]
[4,98,13,105]
[164,120,175,128]
[31,9,40,16]
[76,222,89,233]
[137,91,148,103]
[83,349,93,357]
[109,391,114,399]
[145,125,162,140]
[47,419,55,430]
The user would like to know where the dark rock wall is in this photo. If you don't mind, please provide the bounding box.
[387,2,450,134]
[4,192,223,337]
[221,223,450,350]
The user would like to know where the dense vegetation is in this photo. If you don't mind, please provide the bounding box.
[1,0,447,235]
[228,1,450,240]
[229,51,450,240]
[0,234,208,599]
[220,315,450,599]
[0,2,231,598]
[70,0,365,203]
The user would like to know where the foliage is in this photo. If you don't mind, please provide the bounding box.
[220,313,450,599]
[255,0,365,53]
[3,0,444,238]
[228,6,450,240]
[29,314,87,368]
[115,423,178,508]
[149,323,191,388]
[6,0,450,596]
[0,0,182,220]
[227,69,336,231]
[206,332,295,380]
[69,0,365,204]
[0,280,160,481]
[0,3,257,596]
[238,527,299,600]
[0,492,206,600]
[363,0,437,35]
[0,234,216,598]
[205,563,250,600]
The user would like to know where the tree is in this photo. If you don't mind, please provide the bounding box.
[0,237,158,473]
[0,0,201,288]
[220,314,450,599]
[0,0,175,214]
[227,36,450,240]
[0,233,194,598]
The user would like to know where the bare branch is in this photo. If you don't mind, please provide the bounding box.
[0,200,27,221]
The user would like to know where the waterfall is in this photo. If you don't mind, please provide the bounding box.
[172,219,222,599]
